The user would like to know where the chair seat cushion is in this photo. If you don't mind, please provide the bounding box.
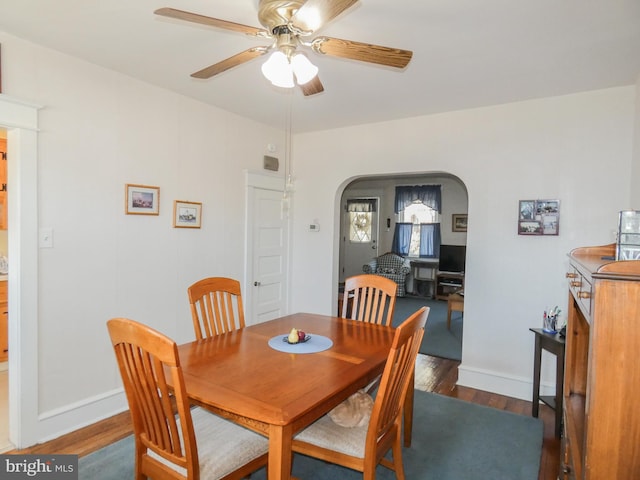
[150,407,268,479]
[294,414,368,458]
[376,266,397,274]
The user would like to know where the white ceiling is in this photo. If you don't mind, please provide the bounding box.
[1,0,639,133]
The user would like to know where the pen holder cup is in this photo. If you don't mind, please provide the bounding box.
[543,315,557,334]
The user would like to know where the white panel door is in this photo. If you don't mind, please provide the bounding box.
[249,187,288,324]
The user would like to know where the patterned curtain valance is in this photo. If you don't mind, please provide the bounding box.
[394,185,441,213]
[346,199,377,212]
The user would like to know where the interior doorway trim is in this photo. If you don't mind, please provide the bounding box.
[0,94,41,448]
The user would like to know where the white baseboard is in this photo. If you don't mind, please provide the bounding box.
[34,388,128,445]
[458,363,557,401]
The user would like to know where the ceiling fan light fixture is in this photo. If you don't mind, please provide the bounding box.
[291,53,318,85]
[261,50,295,88]
[156,3,412,96]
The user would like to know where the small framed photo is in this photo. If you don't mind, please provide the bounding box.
[519,200,535,220]
[518,199,559,236]
[452,214,468,232]
[518,220,543,235]
[173,200,202,228]
[125,184,159,215]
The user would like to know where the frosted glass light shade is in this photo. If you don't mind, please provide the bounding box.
[261,51,294,88]
[291,53,318,85]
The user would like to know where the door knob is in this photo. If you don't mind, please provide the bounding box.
[254,281,261,286]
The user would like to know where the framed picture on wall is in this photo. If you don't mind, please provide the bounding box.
[452,214,467,232]
[518,199,559,236]
[173,200,202,228]
[125,184,160,215]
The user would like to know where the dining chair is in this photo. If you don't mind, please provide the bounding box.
[107,318,268,480]
[341,274,398,326]
[292,306,429,480]
[187,277,245,340]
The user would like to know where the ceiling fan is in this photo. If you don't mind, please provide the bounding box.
[155,0,413,96]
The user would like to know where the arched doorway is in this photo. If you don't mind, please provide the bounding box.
[338,172,468,362]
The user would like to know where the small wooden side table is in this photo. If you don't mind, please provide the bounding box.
[529,327,565,438]
[446,292,464,329]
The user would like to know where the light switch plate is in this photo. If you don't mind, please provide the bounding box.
[39,227,53,248]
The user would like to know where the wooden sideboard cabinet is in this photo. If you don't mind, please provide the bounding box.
[562,244,640,479]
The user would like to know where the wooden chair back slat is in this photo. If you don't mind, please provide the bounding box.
[188,277,245,340]
[341,274,397,326]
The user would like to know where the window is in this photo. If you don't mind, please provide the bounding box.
[392,185,442,257]
[400,202,438,256]
[349,211,372,242]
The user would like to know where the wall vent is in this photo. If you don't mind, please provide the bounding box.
[263,155,279,171]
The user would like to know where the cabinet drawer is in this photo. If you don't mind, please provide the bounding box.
[567,269,591,318]
[576,275,592,316]
[0,281,7,303]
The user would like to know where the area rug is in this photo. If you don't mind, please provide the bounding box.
[393,296,463,361]
[78,391,542,480]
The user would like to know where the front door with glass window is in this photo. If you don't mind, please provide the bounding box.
[341,198,378,282]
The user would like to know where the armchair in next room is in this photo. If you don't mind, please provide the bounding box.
[362,252,410,297]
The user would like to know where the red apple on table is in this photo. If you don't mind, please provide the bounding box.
[297,330,306,342]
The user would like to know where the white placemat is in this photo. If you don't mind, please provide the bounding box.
[267,334,333,354]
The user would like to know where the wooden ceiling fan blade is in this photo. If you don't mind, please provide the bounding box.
[154,7,269,37]
[300,75,324,96]
[191,47,269,79]
[311,36,412,68]
[290,0,359,34]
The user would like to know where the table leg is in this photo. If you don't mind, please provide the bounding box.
[532,335,542,417]
[268,424,294,480]
[403,371,415,447]
[555,348,564,438]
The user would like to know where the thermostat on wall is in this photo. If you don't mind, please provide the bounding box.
[309,222,320,232]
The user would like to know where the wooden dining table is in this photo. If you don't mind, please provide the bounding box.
[176,312,397,480]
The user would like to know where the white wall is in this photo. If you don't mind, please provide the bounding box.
[0,31,284,443]
[290,86,636,399]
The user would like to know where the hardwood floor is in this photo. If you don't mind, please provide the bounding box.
[7,354,560,479]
